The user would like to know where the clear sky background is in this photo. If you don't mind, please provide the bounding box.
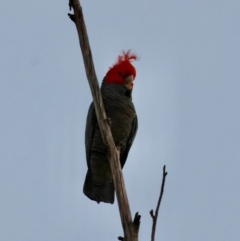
[1,0,240,240]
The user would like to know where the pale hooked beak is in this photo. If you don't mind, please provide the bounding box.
[125,75,134,90]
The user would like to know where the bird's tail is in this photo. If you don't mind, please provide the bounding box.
[83,170,115,204]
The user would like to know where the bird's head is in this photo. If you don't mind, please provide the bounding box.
[104,50,138,91]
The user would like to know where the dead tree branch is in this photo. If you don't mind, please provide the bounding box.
[68,1,140,240]
[150,165,168,241]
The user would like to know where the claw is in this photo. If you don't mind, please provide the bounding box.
[116,142,126,152]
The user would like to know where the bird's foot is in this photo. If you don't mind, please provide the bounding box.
[105,117,112,127]
[116,142,126,152]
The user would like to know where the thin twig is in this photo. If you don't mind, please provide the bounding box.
[150,165,168,241]
[67,1,140,240]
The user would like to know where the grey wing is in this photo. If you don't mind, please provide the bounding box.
[85,102,97,167]
[120,115,138,168]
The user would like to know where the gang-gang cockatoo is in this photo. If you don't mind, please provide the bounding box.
[83,50,138,204]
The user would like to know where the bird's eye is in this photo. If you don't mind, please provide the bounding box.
[119,72,122,76]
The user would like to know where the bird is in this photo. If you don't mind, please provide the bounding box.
[83,50,138,204]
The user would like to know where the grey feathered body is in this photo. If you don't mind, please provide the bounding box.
[83,81,138,204]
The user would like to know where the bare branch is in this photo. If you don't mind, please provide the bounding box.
[68,1,140,240]
[150,165,168,241]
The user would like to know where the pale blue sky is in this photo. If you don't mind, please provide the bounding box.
[1,1,240,240]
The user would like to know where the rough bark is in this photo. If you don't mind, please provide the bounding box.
[68,1,140,240]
